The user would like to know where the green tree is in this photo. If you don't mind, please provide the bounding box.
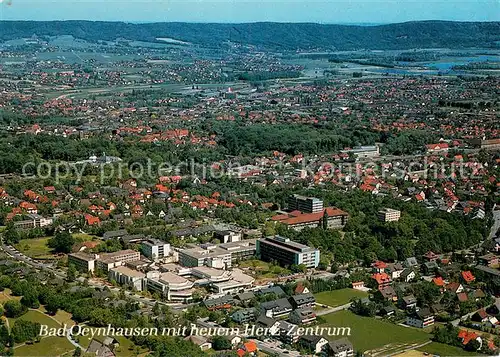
[48,231,75,253]
[3,300,27,318]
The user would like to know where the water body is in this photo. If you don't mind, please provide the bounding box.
[372,55,500,76]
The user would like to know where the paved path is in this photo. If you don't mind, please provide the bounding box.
[489,205,500,239]
[315,302,352,316]
[384,340,433,357]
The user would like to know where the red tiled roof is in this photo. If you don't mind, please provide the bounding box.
[458,330,478,345]
[433,277,445,286]
[462,271,475,283]
[271,207,348,226]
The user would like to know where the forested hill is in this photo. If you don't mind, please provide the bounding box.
[0,20,499,50]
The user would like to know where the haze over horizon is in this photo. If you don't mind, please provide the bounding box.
[0,0,498,23]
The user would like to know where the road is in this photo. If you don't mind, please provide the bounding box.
[450,297,500,326]
[315,302,352,316]
[0,238,190,310]
[256,340,301,357]
[489,205,500,239]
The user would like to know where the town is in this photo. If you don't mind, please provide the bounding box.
[0,15,498,357]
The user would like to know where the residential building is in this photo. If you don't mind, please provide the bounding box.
[256,235,320,268]
[406,308,435,328]
[231,308,256,323]
[300,335,329,354]
[290,293,316,309]
[287,194,324,213]
[260,298,293,318]
[203,295,234,310]
[327,338,354,357]
[378,208,401,222]
[289,308,316,325]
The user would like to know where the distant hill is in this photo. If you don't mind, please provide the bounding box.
[0,20,499,50]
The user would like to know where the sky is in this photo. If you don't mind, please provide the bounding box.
[0,0,498,23]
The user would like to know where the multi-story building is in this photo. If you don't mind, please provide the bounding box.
[378,208,401,222]
[271,207,348,231]
[406,308,435,328]
[470,138,500,150]
[68,252,97,272]
[287,194,324,213]
[95,249,140,272]
[341,145,380,159]
[140,239,171,260]
[13,214,53,229]
[146,271,194,302]
[256,235,320,268]
[214,230,242,243]
[327,338,354,357]
[178,240,257,268]
[108,266,145,291]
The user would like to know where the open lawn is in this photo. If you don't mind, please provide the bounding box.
[0,289,21,303]
[8,309,61,330]
[14,237,53,259]
[72,233,98,242]
[315,289,369,307]
[320,310,430,355]
[14,336,74,356]
[417,342,481,356]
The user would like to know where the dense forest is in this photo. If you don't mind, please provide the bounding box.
[0,21,499,50]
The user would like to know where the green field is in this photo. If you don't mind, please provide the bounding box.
[321,310,430,355]
[14,237,53,259]
[315,289,369,307]
[417,342,481,356]
[14,234,97,259]
[8,309,61,330]
[14,336,74,356]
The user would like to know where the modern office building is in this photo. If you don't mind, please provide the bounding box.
[140,239,171,260]
[95,249,141,272]
[108,266,145,291]
[68,252,97,272]
[378,208,401,222]
[287,194,324,213]
[256,235,320,268]
[214,230,242,243]
[178,239,257,268]
[146,271,194,302]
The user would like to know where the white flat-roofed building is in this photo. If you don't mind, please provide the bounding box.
[141,239,171,260]
[256,235,320,268]
[178,240,257,268]
[211,268,255,294]
[68,252,97,272]
[109,266,145,291]
[341,145,380,159]
[214,230,242,243]
[96,249,140,272]
[146,271,194,302]
[378,208,401,222]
